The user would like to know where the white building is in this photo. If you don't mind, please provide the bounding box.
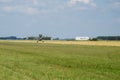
[75,37,89,40]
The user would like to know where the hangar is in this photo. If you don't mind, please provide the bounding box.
[75,37,89,40]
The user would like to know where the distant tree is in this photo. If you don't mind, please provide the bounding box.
[28,37,35,40]
[97,36,120,40]
[42,36,51,40]
[89,38,98,41]
[53,38,59,40]
[23,38,27,40]
[0,36,17,40]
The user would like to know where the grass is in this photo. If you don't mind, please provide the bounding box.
[1,40,120,46]
[0,40,120,80]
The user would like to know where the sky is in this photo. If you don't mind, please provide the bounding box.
[0,0,120,38]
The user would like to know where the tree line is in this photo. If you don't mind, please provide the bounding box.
[97,36,120,40]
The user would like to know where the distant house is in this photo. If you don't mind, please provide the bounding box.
[75,37,89,40]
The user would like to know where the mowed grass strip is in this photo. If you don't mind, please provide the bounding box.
[1,40,120,46]
[45,40,120,47]
[0,41,120,80]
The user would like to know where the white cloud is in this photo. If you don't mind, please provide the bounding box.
[113,2,120,8]
[114,18,120,23]
[22,7,39,15]
[2,5,39,15]
[90,2,96,7]
[76,6,87,10]
[67,0,96,11]
[106,1,120,11]
[0,0,49,15]
[32,0,38,5]
[0,0,13,3]
[69,0,96,7]
[0,14,4,16]
[25,0,39,5]
[1,0,97,15]
[70,0,90,4]
[3,6,15,12]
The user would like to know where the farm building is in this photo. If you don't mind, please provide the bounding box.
[75,37,89,40]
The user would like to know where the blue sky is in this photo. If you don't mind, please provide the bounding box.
[0,0,120,38]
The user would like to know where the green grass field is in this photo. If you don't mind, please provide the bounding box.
[0,41,120,80]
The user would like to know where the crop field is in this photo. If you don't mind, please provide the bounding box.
[0,40,120,80]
